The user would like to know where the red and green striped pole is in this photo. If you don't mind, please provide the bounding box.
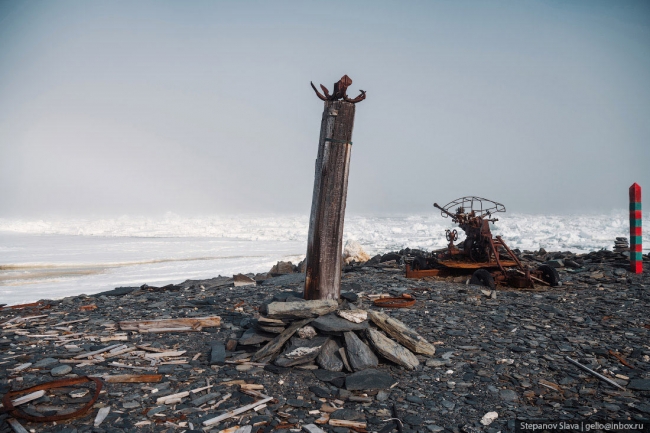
[629,183,642,274]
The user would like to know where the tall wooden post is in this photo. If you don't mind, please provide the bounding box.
[629,183,642,274]
[304,101,355,300]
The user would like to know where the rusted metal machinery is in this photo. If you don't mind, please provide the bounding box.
[406,196,560,289]
[310,75,366,103]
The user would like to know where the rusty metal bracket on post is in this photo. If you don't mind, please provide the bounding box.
[311,75,366,103]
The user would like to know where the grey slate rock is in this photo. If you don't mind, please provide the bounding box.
[340,292,359,302]
[92,287,137,297]
[210,342,226,366]
[406,395,423,404]
[262,274,306,286]
[317,339,344,372]
[499,389,519,402]
[34,357,59,368]
[239,328,276,345]
[274,336,329,367]
[344,331,378,371]
[308,386,333,398]
[192,392,220,406]
[312,314,368,332]
[404,415,423,426]
[264,364,290,374]
[158,365,175,374]
[147,405,167,417]
[376,390,390,401]
[629,379,650,391]
[287,398,310,408]
[313,370,347,383]
[273,291,305,302]
[331,409,364,420]
[345,369,396,390]
[255,323,286,334]
[51,365,72,376]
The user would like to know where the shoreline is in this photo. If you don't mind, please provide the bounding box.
[0,249,648,432]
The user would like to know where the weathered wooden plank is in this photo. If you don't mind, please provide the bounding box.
[263,300,338,320]
[304,101,356,301]
[328,419,367,429]
[0,390,45,409]
[203,396,273,426]
[73,343,124,359]
[118,316,220,331]
[100,374,162,383]
[367,310,435,356]
[7,418,29,433]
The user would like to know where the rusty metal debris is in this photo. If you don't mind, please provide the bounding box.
[0,301,51,311]
[310,75,366,103]
[608,350,634,369]
[1,376,103,422]
[373,294,416,309]
[406,196,561,289]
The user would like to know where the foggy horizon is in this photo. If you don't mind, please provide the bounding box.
[2,1,649,218]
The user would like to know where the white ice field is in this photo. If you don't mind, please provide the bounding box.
[1,211,647,305]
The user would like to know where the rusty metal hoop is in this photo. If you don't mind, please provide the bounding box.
[373,295,416,309]
[1,376,103,422]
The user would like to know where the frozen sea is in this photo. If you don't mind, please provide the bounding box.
[1,212,647,305]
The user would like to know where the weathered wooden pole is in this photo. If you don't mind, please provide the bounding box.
[629,183,642,274]
[304,75,366,300]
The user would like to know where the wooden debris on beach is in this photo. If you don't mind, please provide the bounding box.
[203,391,274,426]
[6,418,29,433]
[94,407,111,427]
[0,390,45,409]
[99,374,162,383]
[262,300,338,320]
[118,316,221,332]
[328,419,367,429]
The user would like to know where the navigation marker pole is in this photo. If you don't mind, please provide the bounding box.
[629,183,642,274]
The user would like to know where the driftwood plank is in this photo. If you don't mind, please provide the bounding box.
[7,419,29,433]
[367,310,435,356]
[366,328,419,370]
[118,316,221,331]
[263,300,338,320]
[328,419,367,429]
[0,390,45,409]
[100,374,162,383]
[251,318,313,362]
[73,343,124,359]
[203,395,273,426]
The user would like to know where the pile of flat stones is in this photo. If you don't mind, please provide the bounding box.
[613,237,629,253]
[0,247,648,433]
[241,290,432,378]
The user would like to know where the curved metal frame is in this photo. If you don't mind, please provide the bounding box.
[436,196,505,219]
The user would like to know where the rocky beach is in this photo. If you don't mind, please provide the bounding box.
[1,248,649,433]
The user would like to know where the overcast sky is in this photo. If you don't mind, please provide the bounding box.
[1,0,649,217]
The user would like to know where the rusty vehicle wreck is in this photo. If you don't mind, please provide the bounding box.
[405,196,560,289]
